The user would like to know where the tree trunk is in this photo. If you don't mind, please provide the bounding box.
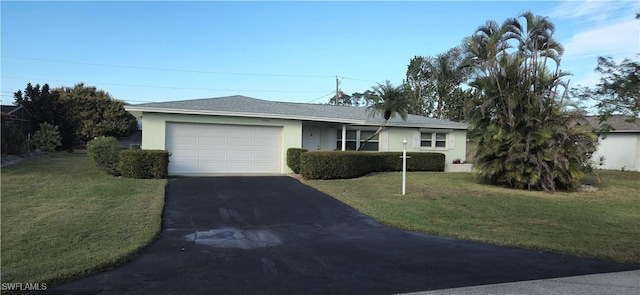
[357,119,387,151]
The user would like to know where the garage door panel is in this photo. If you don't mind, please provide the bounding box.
[254,128,281,139]
[197,127,226,137]
[166,122,282,174]
[197,162,226,173]
[258,138,280,147]
[227,126,254,136]
[227,150,253,159]
[171,149,198,158]
[254,150,278,158]
[198,149,226,159]
[254,162,280,172]
[227,137,254,146]
[226,162,254,172]
[173,136,198,145]
[168,123,197,134]
[198,136,227,148]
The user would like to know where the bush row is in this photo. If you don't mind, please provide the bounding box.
[296,150,445,180]
[286,148,308,174]
[120,150,169,179]
[87,137,168,179]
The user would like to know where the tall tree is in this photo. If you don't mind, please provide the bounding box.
[327,91,367,106]
[357,80,411,151]
[404,48,472,121]
[464,12,597,192]
[14,83,77,149]
[574,56,639,123]
[56,83,139,142]
[405,56,432,115]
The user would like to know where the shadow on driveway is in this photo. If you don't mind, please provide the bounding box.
[50,176,639,294]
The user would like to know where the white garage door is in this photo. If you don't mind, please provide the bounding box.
[166,123,282,174]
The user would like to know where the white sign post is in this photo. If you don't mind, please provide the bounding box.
[402,138,408,195]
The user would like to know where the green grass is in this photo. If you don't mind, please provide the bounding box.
[305,170,640,264]
[1,153,166,287]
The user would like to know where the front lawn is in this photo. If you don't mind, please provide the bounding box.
[305,170,640,264]
[1,153,167,286]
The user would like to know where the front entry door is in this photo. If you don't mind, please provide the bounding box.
[303,127,320,151]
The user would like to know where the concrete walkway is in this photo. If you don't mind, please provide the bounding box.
[406,270,640,295]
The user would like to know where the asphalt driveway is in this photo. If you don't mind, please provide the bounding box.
[51,176,639,295]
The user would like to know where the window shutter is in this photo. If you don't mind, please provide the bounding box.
[448,132,455,150]
[413,130,421,149]
[379,130,389,151]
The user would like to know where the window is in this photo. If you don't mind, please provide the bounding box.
[337,129,379,151]
[421,132,447,148]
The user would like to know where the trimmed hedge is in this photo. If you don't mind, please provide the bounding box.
[119,149,169,179]
[300,151,445,180]
[87,137,122,176]
[286,148,308,174]
[378,152,446,172]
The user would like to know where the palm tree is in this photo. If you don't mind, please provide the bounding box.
[357,80,410,151]
[464,12,596,192]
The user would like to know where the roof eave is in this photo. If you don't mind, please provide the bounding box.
[125,106,469,130]
[125,106,366,125]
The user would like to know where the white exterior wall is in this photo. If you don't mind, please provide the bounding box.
[592,133,640,171]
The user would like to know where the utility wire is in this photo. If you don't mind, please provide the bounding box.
[2,56,337,79]
[306,91,335,103]
[3,56,380,82]
[1,76,331,93]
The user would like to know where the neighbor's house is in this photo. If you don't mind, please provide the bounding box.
[586,115,640,172]
[125,95,468,175]
[1,104,35,138]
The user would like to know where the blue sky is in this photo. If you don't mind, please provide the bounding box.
[1,1,638,105]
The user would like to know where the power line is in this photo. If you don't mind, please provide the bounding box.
[1,76,331,93]
[2,55,337,79]
[307,91,335,103]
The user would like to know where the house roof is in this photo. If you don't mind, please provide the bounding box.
[1,105,20,114]
[585,115,640,133]
[126,95,468,129]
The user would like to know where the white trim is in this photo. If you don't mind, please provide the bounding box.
[341,124,347,151]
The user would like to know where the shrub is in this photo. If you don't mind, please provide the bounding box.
[300,151,445,180]
[377,152,446,172]
[87,137,121,176]
[299,151,379,179]
[119,150,169,179]
[3,124,28,154]
[286,148,308,174]
[32,122,61,152]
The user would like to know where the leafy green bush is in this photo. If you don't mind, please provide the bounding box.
[286,148,308,174]
[299,151,445,179]
[32,122,62,152]
[3,124,28,154]
[87,136,121,176]
[299,151,378,179]
[378,152,446,172]
[119,150,169,179]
